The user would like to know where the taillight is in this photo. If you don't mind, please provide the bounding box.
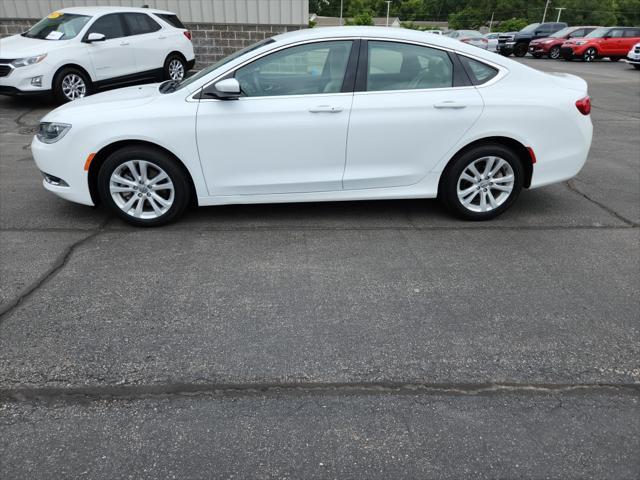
[575,96,591,115]
[183,31,192,41]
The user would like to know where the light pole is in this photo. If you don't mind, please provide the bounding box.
[489,11,495,32]
[386,1,392,27]
[339,0,344,26]
[541,0,551,23]
[555,7,566,22]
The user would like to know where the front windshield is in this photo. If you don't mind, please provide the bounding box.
[550,27,573,38]
[586,27,610,38]
[176,38,275,91]
[22,12,91,40]
[520,23,540,33]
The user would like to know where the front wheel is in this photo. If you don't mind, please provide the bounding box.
[440,145,524,221]
[513,43,528,57]
[53,67,91,103]
[583,47,597,62]
[549,46,561,59]
[98,146,191,227]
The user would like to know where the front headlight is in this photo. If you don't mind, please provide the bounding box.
[37,122,71,143]
[574,41,586,46]
[12,53,47,68]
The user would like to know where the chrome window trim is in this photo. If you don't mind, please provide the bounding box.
[189,35,509,102]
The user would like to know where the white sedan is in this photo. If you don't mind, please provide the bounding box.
[32,27,593,226]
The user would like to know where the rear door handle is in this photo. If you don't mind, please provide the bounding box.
[309,105,343,113]
[158,35,167,40]
[434,101,467,109]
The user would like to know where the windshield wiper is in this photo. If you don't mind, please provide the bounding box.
[159,80,180,94]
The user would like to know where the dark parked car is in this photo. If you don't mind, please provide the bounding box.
[498,22,568,57]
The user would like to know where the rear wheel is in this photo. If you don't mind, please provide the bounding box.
[513,43,528,57]
[440,145,524,221]
[98,146,190,227]
[549,46,561,59]
[583,47,597,62]
[53,67,91,103]
[163,54,186,81]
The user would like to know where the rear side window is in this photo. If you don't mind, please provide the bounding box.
[87,13,126,40]
[459,56,498,85]
[156,13,186,29]
[124,13,161,35]
[366,41,453,91]
[624,28,640,37]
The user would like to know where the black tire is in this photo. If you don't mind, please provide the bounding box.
[634,64,640,70]
[583,47,598,62]
[97,146,190,227]
[499,50,511,57]
[549,46,561,59]
[513,43,528,57]
[163,53,187,81]
[53,67,91,103]
[440,144,524,221]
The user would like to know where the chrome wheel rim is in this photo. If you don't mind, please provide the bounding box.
[456,156,515,213]
[168,59,185,80]
[550,47,560,59]
[62,74,86,100]
[109,160,175,220]
[584,48,596,62]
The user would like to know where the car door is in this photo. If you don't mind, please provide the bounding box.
[84,13,136,81]
[122,12,165,73]
[601,28,625,55]
[343,40,484,190]
[196,40,356,196]
[622,28,640,53]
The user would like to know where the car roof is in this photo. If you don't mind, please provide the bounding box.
[56,6,175,16]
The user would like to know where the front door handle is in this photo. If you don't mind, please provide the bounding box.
[120,41,130,46]
[309,105,343,113]
[434,101,467,109]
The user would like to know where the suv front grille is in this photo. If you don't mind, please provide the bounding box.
[0,65,12,77]
[498,34,515,44]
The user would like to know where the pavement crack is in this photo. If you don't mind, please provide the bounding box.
[0,217,111,323]
[1,381,638,404]
[566,180,637,227]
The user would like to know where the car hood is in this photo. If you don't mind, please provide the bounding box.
[43,84,164,122]
[0,34,70,58]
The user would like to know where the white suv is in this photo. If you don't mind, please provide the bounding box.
[0,6,195,102]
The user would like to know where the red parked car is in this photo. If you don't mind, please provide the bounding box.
[561,26,640,62]
[529,26,599,59]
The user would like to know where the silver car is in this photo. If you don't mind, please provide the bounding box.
[445,30,489,49]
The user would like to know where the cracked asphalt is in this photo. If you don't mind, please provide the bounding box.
[1,58,639,479]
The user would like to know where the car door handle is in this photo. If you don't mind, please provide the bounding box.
[434,101,467,109]
[158,35,167,40]
[309,105,343,113]
[120,41,130,46]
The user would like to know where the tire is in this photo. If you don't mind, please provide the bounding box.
[163,54,187,81]
[440,144,524,221]
[549,46,561,59]
[583,47,597,62]
[532,53,543,59]
[513,43,528,57]
[53,67,91,103]
[98,146,190,227]
[634,64,640,70]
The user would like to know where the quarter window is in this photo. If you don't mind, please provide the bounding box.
[459,56,498,85]
[124,13,162,35]
[366,41,453,91]
[624,29,640,37]
[235,41,353,97]
[87,13,125,40]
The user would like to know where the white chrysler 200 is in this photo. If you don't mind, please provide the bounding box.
[32,27,593,226]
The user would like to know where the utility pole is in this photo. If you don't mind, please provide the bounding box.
[541,0,551,23]
[339,0,344,26]
[555,7,566,22]
[489,11,495,32]
[386,1,392,27]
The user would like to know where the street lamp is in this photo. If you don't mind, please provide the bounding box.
[541,0,551,23]
[555,7,566,22]
[386,1,392,27]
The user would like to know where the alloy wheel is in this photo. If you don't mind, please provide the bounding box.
[168,59,185,81]
[584,48,597,62]
[61,73,87,100]
[456,156,515,213]
[109,160,175,219]
[550,47,560,59]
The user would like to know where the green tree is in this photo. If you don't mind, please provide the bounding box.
[498,17,529,32]
[346,11,375,25]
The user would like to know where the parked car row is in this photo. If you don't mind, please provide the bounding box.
[0,6,195,102]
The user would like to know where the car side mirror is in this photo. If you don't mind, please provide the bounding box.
[86,32,106,43]
[205,78,241,100]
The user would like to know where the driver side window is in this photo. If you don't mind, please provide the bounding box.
[235,41,353,97]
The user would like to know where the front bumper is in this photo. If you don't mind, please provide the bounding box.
[626,51,640,65]
[31,135,95,206]
[529,44,550,55]
[0,61,55,95]
[497,42,514,55]
[561,47,578,59]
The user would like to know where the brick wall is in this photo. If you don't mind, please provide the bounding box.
[0,19,302,68]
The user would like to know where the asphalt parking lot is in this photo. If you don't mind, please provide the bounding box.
[1,57,639,479]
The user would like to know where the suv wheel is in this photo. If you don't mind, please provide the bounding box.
[583,47,597,62]
[164,54,186,81]
[549,46,561,59]
[513,43,528,57]
[54,67,91,103]
[98,146,191,227]
[440,144,524,221]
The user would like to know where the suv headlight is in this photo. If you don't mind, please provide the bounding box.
[12,54,47,68]
[37,122,71,143]
[574,41,586,46]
